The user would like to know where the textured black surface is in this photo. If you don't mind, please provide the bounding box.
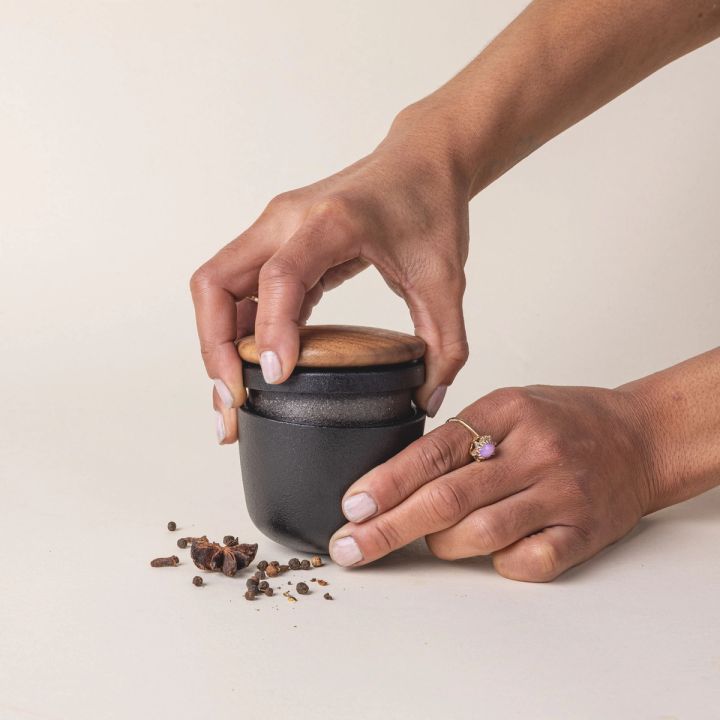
[242,361,425,394]
[238,409,426,553]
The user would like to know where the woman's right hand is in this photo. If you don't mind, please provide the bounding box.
[190,106,472,444]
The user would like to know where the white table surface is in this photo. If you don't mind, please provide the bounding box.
[2,2,720,718]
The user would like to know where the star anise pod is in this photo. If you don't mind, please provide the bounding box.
[190,538,258,577]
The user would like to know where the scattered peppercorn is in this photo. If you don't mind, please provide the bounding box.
[264,588,274,597]
[266,564,279,577]
[296,582,309,595]
[150,555,179,567]
[176,537,188,549]
[254,569,266,580]
[244,590,256,601]
[300,559,311,570]
[323,593,333,600]
[223,535,238,546]
[288,558,301,570]
[192,576,203,587]
[246,577,259,590]
[258,581,269,591]
[257,560,268,571]
[279,565,290,573]
[269,561,280,568]
[310,578,316,582]
[317,579,329,586]
[167,521,177,531]
[311,556,323,567]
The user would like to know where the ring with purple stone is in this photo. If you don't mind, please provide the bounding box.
[446,417,497,463]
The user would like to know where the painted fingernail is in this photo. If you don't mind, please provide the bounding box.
[215,411,226,444]
[342,492,377,523]
[426,385,447,418]
[330,536,363,567]
[213,378,234,409]
[260,351,282,384]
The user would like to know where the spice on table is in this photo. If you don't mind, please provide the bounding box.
[150,555,179,567]
[167,521,177,531]
[190,538,258,577]
[258,581,269,591]
[257,560,269,571]
[288,558,301,570]
[254,569,266,580]
[192,576,204,587]
[323,593,333,600]
[317,579,329,586]
[282,591,297,603]
[279,564,289,573]
[244,590,256,601]
[263,588,274,597]
[223,535,238,546]
[246,577,259,590]
[310,556,323,568]
[269,561,280,568]
[176,537,188,549]
[296,582,309,595]
[266,564,279,577]
[300,559,311,570]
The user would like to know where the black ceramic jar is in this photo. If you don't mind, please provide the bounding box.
[237,326,426,554]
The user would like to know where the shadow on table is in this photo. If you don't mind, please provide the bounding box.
[358,486,720,581]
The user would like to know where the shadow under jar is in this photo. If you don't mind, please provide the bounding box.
[237,325,426,554]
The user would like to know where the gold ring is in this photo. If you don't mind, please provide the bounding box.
[446,417,496,462]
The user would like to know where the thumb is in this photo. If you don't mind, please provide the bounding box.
[405,276,469,417]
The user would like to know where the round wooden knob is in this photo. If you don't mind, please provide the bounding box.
[237,325,425,368]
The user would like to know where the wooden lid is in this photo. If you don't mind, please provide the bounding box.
[237,325,425,368]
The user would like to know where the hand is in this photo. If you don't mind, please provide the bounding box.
[190,109,471,443]
[329,384,658,582]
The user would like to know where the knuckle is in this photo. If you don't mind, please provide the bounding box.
[189,264,214,295]
[371,516,403,553]
[443,338,470,368]
[415,433,457,478]
[470,513,500,554]
[309,195,352,223]
[521,540,562,582]
[265,191,298,213]
[426,534,454,560]
[534,431,567,465]
[423,482,465,525]
[258,255,299,288]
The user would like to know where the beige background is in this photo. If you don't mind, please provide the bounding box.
[1,2,719,719]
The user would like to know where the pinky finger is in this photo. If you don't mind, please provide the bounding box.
[491,525,593,583]
[213,386,238,445]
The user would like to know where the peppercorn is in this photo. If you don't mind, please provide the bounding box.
[296,582,309,595]
[269,560,280,568]
[246,577,259,590]
[254,569,266,580]
[264,588,274,597]
[150,555,179,567]
[167,521,177,531]
[224,535,239,546]
[288,558,301,570]
[266,564,279,577]
[323,593,333,600]
[176,537,188,549]
[300,559,311,570]
[244,590,256,601]
[192,576,203,587]
[279,565,289,573]
[311,556,323,568]
[257,581,268,591]
[317,579,329,586]
[257,560,268,571]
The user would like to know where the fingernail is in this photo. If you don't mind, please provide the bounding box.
[330,536,363,567]
[213,378,234,409]
[215,411,226,444]
[426,385,447,418]
[342,492,377,523]
[260,351,282,384]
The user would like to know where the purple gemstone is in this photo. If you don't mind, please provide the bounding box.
[479,442,495,459]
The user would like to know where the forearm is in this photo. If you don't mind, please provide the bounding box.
[391,0,720,195]
[621,348,720,513]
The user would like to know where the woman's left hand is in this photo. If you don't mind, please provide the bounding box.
[329,384,659,581]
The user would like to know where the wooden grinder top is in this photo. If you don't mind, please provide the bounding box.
[237,325,425,368]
